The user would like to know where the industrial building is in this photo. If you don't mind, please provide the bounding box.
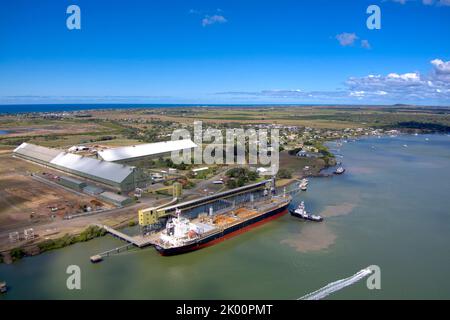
[13,143,148,192]
[98,191,133,207]
[97,139,197,163]
[58,176,87,191]
[13,143,62,165]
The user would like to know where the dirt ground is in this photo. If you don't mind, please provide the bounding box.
[0,154,109,232]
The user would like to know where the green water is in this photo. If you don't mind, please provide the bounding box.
[1,134,450,299]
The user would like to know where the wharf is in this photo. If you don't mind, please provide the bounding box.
[93,223,157,248]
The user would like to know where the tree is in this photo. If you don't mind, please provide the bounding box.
[225,167,259,189]
[277,168,292,179]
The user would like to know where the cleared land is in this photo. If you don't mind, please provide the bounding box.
[0,154,111,232]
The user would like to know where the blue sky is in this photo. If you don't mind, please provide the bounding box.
[0,0,449,105]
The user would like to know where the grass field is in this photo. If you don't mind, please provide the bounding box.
[90,105,450,130]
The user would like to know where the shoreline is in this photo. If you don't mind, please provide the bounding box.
[1,132,448,264]
[0,213,138,265]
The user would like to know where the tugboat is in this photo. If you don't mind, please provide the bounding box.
[334,166,345,175]
[290,201,323,222]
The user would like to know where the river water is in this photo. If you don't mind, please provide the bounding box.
[1,134,450,299]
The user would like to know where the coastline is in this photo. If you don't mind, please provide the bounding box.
[0,215,137,264]
[2,133,450,299]
[0,104,447,262]
[1,131,444,264]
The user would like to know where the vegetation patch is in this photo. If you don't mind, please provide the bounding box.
[10,248,26,262]
[276,168,293,179]
[38,226,106,253]
[226,167,259,188]
[395,121,450,133]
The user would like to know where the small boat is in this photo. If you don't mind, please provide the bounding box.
[290,201,323,222]
[90,255,103,263]
[0,281,7,294]
[299,178,308,191]
[334,166,345,175]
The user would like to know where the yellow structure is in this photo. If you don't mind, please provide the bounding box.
[138,207,167,226]
[147,182,182,198]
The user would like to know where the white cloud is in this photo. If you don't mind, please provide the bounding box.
[391,0,450,5]
[344,60,450,102]
[202,15,227,27]
[386,72,421,81]
[216,59,450,104]
[431,59,450,74]
[336,33,358,46]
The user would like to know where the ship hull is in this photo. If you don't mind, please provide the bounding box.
[155,203,289,256]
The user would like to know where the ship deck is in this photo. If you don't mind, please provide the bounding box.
[154,195,291,249]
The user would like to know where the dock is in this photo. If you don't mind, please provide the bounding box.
[93,224,156,248]
[88,179,293,262]
[89,224,158,262]
[89,243,136,263]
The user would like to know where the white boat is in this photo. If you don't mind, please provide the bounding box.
[299,178,308,191]
[0,281,7,293]
[334,166,345,175]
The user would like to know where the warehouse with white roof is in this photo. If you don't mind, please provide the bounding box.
[13,143,147,192]
[13,143,62,165]
[97,139,197,163]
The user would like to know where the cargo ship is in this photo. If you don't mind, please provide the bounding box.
[153,194,291,256]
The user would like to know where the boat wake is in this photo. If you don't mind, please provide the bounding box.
[298,267,373,300]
